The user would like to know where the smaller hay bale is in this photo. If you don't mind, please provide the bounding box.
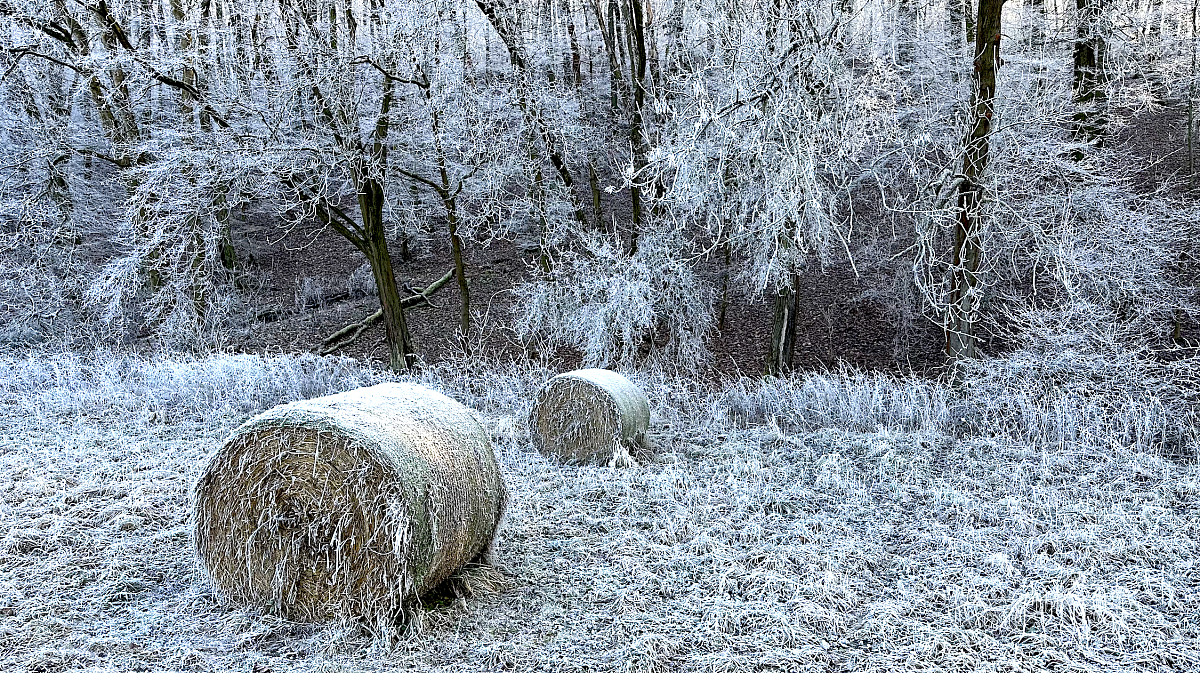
[529,369,651,466]
[192,382,506,626]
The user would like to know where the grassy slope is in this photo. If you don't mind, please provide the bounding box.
[0,352,1197,673]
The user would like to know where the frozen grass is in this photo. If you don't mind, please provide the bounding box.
[1,350,1198,672]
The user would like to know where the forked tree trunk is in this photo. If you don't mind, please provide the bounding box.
[947,0,1004,362]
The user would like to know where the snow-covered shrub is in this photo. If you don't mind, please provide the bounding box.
[717,367,955,435]
[86,142,267,349]
[513,228,714,371]
[0,350,388,423]
[347,263,378,298]
[959,330,1200,463]
[294,276,329,310]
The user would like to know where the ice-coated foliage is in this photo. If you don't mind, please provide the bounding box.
[658,0,899,294]
[717,367,956,436]
[0,0,1198,668]
[83,142,270,348]
[346,263,379,298]
[911,105,1200,353]
[513,228,714,370]
[959,343,1200,462]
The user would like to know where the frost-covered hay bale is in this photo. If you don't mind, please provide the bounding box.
[529,369,651,466]
[193,382,506,625]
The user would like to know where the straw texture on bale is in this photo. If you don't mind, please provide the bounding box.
[192,382,506,625]
[529,369,651,467]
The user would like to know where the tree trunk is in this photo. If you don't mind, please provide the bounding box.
[626,0,650,252]
[1072,0,1108,153]
[896,0,916,68]
[446,209,471,346]
[170,0,198,123]
[360,179,415,371]
[947,0,1004,362]
[965,0,976,45]
[1189,0,1197,189]
[567,17,583,88]
[424,92,473,347]
[588,0,625,111]
[717,242,731,331]
[474,0,591,228]
[1030,0,1047,90]
[589,158,604,228]
[766,273,800,376]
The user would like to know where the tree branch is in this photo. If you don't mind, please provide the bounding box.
[87,0,231,128]
[396,167,447,195]
[0,3,77,48]
[353,56,428,89]
[282,176,368,249]
[2,47,83,81]
[319,268,456,354]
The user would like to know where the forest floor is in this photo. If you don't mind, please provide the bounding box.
[226,213,947,382]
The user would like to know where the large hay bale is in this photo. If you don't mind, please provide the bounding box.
[529,369,651,466]
[192,382,506,625]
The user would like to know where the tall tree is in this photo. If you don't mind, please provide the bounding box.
[946,0,1005,361]
[659,1,891,376]
[270,0,422,370]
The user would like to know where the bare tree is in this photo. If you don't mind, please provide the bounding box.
[659,0,894,375]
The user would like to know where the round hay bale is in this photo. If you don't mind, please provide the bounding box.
[529,369,651,467]
[192,382,506,625]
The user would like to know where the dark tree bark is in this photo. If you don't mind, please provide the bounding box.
[567,17,582,87]
[1072,0,1108,153]
[766,272,800,376]
[1190,0,1197,188]
[360,180,416,372]
[947,0,1004,362]
[965,0,976,45]
[896,0,916,68]
[589,0,626,111]
[1029,0,1046,90]
[291,70,417,371]
[626,0,650,251]
[395,68,473,348]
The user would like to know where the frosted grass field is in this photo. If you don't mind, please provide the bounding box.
[1,351,1197,672]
